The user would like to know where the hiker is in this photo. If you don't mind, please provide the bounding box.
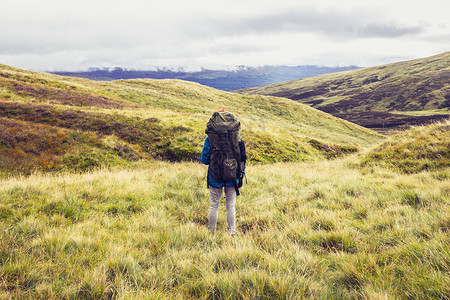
[201,110,247,235]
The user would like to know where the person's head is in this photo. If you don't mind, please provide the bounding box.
[218,109,227,112]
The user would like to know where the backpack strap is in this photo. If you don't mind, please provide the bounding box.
[233,180,240,196]
[207,165,210,189]
[228,131,242,196]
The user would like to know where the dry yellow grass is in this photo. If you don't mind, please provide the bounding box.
[1,151,448,298]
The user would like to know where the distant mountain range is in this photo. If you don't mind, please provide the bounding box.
[52,65,359,91]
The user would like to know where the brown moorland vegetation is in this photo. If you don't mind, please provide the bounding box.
[237,52,450,130]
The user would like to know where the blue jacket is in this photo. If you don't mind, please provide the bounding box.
[200,136,245,188]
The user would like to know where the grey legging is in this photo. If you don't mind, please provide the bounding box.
[208,186,236,235]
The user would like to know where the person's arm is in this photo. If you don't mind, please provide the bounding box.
[200,137,211,165]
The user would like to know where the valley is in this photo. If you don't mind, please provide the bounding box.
[0,57,448,299]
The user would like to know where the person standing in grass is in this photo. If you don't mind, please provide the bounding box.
[201,109,246,235]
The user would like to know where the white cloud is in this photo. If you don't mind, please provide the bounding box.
[0,0,448,71]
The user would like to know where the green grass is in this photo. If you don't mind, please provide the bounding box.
[362,120,450,173]
[0,63,382,175]
[0,156,448,299]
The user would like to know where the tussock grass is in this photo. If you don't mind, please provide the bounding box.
[1,158,448,299]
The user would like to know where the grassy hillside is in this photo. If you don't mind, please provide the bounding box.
[0,63,382,175]
[0,63,448,298]
[1,120,449,298]
[362,120,450,173]
[238,52,450,130]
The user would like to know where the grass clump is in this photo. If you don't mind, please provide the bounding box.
[362,119,450,173]
[308,138,358,159]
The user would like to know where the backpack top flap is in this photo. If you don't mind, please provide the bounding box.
[205,111,240,134]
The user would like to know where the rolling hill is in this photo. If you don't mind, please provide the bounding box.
[0,63,381,175]
[237,52,450,130]
[1,64,449,299]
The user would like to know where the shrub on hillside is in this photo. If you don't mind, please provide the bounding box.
[0,101,200,163]
[0,118,141,174]
[8,80,125,108]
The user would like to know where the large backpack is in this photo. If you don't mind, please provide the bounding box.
[205,111,245,195]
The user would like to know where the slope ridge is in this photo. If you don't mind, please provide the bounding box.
[237,52,450,130]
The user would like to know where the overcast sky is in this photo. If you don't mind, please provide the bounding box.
[1,0,449,71]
